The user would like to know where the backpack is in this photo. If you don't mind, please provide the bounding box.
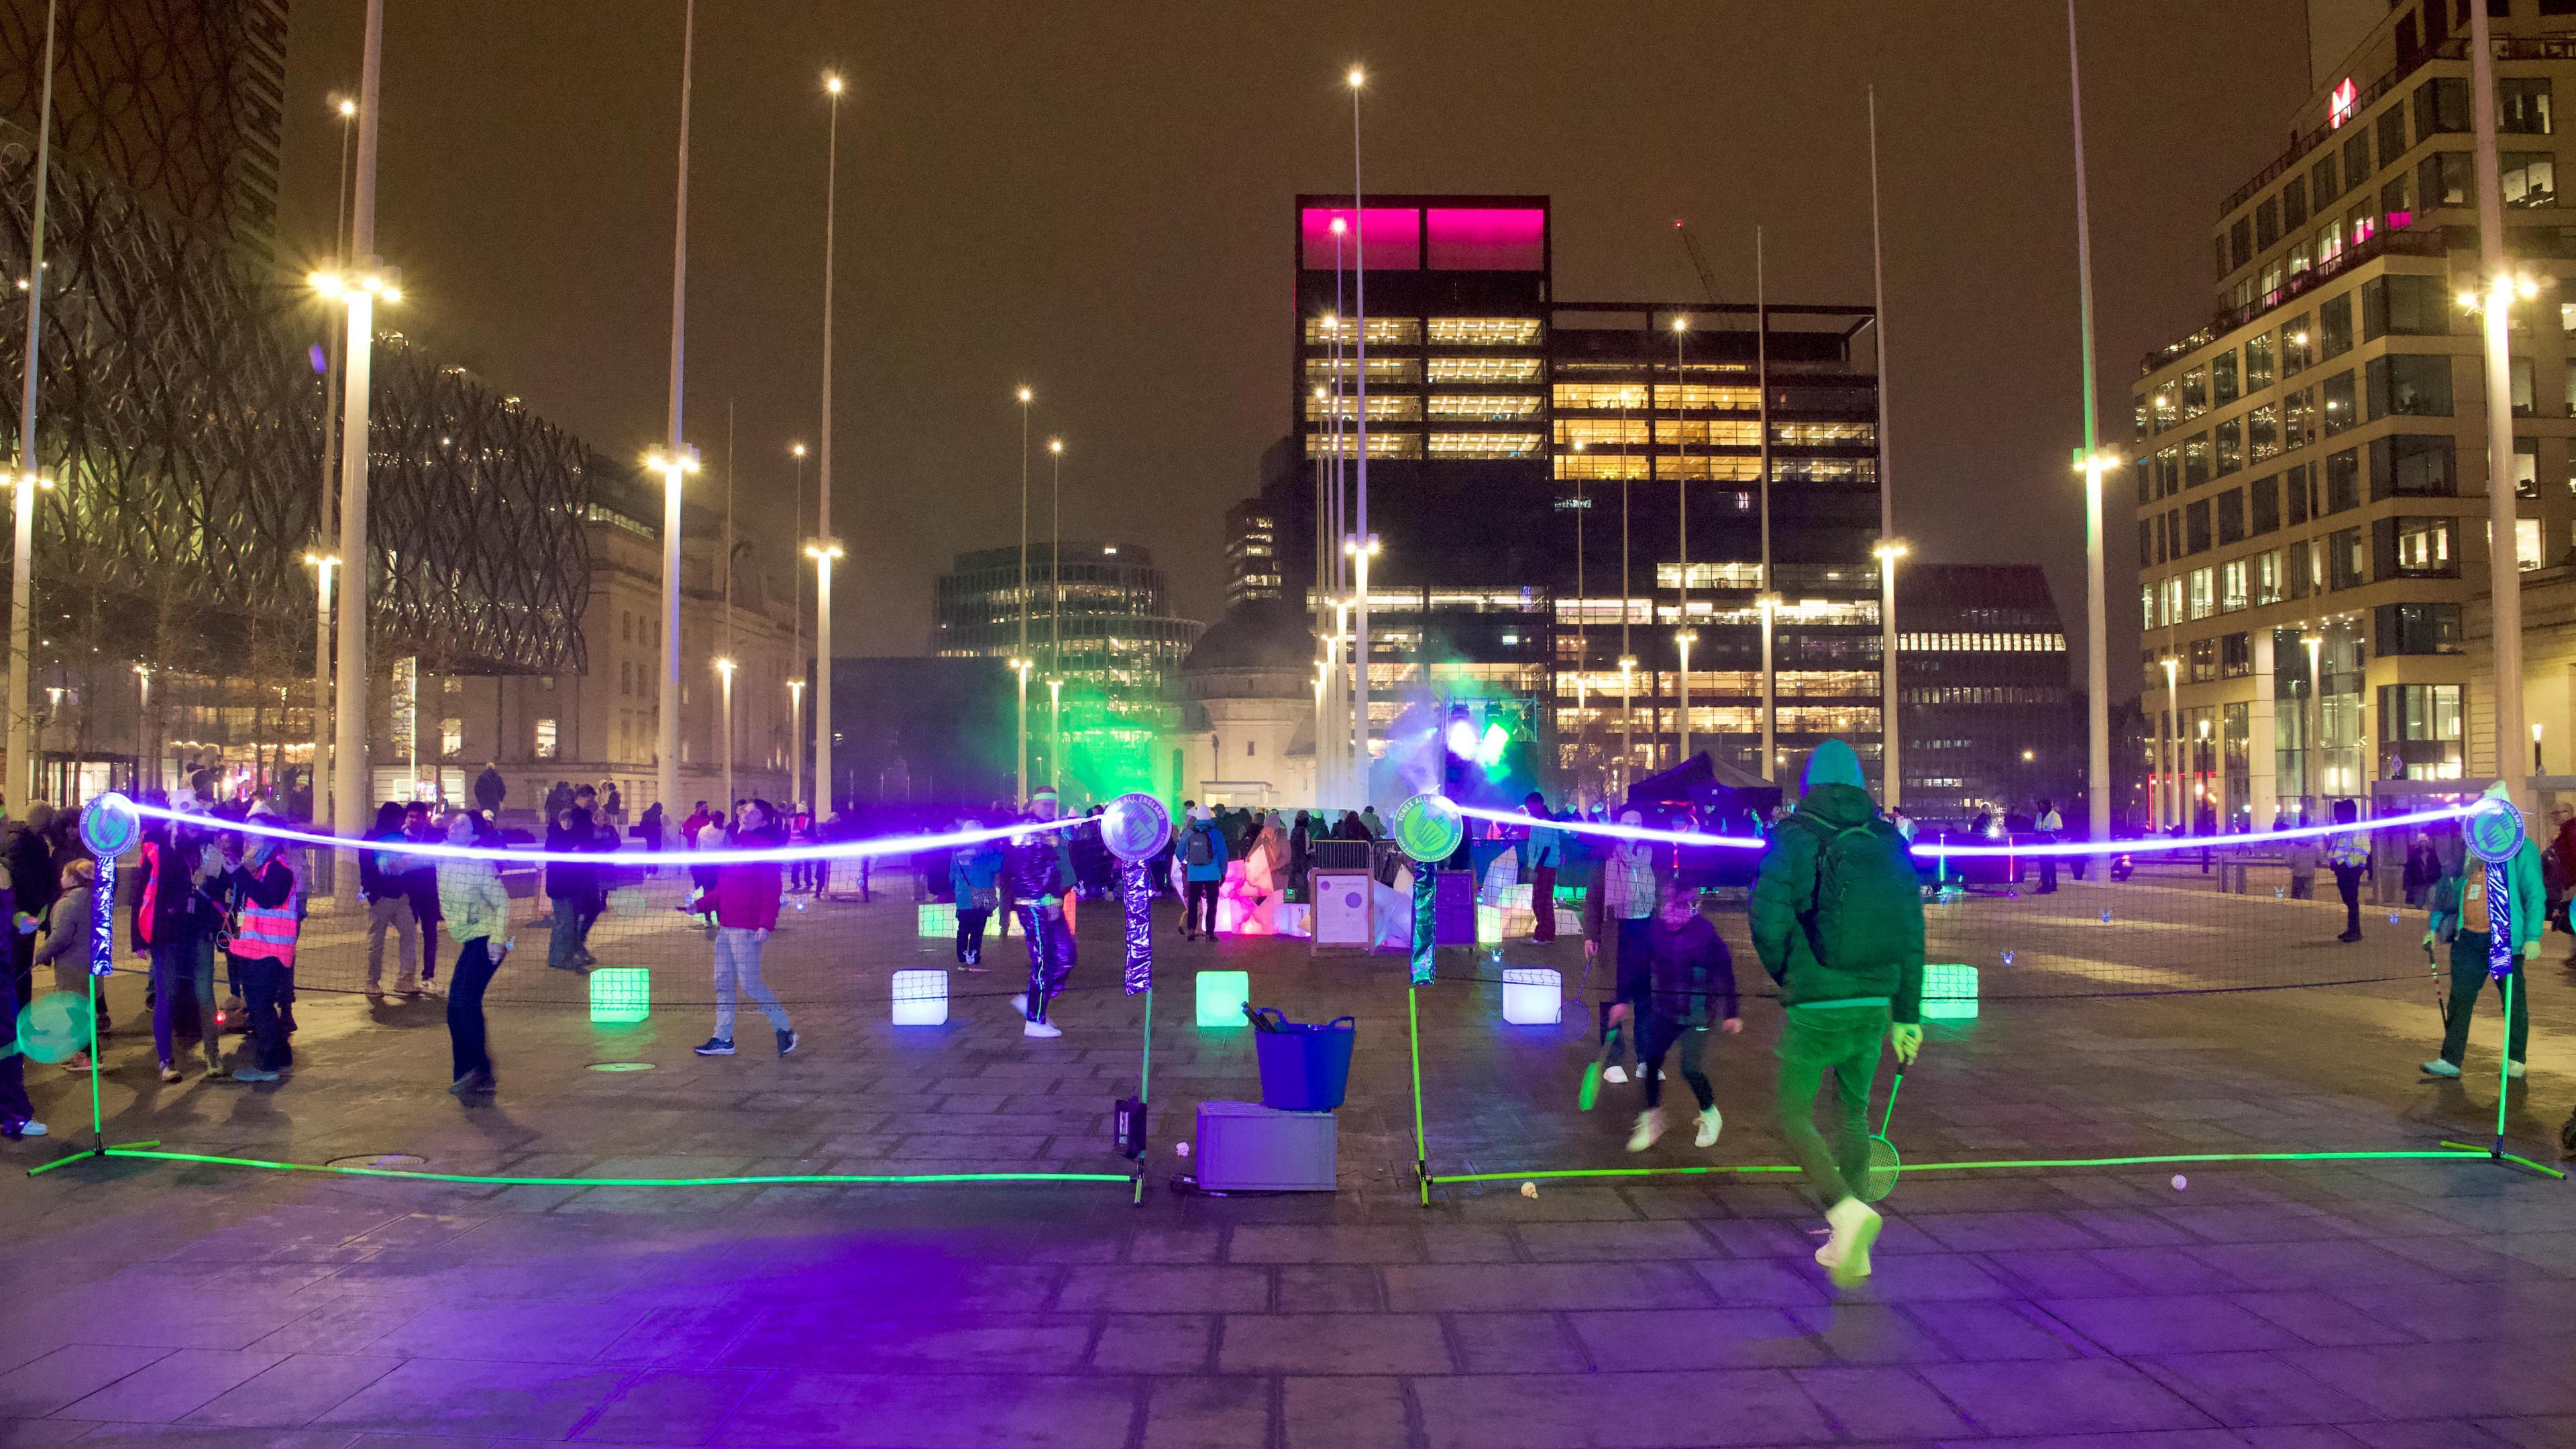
[1795,814,1917,969]
[1184,824,1214,868]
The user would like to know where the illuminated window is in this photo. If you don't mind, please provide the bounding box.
[1428,432,1544,458]
[1658,455,1763,482]
[1652,382,1760,411]
[1556,418,1648,447]
[1305,432,1423,460]
[1554,382,1650,411]
[1654,562,1765,589]
[1426,317,1541,345]
[2395,517,2454,574]
[2188,567,2215,620]
[2181,366,2208,418]
[2520,518,2548,572]
[1428,393,1541,421]
[2502,152,2557,209]
[440,718,464,757]
[1772,421,1875,447]
[1658,419,1763,447]
[1554,453,1649,480]
[1427,356,1541,384]
[1305,392,1420,422]
[1302,315,1419,345]
[2220,557,2249,612]
[535,718,558,759]
[1303,356,1419,384]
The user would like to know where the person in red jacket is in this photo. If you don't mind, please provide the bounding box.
[692,798,798,1058]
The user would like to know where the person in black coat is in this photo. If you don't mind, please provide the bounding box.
[5,803,56,1012]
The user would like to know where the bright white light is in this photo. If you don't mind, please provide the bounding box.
[1446,718,1479,757]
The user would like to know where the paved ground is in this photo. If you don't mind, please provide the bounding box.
[5,876,2573,1447]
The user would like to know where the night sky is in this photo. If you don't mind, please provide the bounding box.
[272,1,2312,692]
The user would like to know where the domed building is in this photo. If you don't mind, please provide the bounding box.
[1175,600,1316,808]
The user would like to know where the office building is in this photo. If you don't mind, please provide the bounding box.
[1239,194,1885,802]
[1893,565,2080,821]
[932,542,1201,803]
[2130,0,2576,826]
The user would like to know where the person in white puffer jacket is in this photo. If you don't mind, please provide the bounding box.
[435,811,512,1097]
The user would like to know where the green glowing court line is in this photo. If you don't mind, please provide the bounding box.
[2438,1140,2570,1179]
[70,1148,1134,1188]
[1428,1148,2521,1186]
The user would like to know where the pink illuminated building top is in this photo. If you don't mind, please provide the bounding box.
[1298,199,1547,272]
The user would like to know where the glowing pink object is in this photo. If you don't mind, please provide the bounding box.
[1426,207,1545,270]
[1300,207,1419,270]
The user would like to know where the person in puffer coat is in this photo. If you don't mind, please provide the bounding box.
[436,810,512,1096]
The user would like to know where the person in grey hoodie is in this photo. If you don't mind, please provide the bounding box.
[32,857,94,1073]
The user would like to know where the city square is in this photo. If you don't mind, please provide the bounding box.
[9,0,2576,1444]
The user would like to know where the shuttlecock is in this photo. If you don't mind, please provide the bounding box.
[2387,912,2400,926]
[2001,950,2015,967]
[1519,1181,1538,1198]
[2100,910,2112,923]
[2171,1174,2188,1191]
[2275,888,2286,898]
[1175,1141,1190,1159]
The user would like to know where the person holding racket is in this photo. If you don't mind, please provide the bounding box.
[1619,883,1741,1152]
[1751,738,1925,1289]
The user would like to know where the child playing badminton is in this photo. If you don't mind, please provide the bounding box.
[1619,884,1741,1152]
[1751,738,1924,1289]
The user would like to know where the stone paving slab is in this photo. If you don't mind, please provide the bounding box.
[6,887,2573,1446]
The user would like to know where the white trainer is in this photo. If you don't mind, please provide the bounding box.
[1601,1064,1627,1085]
[1023,1019,1063,1040]
[1625,1109,1664,1152]
[1693,1107,1723,1148]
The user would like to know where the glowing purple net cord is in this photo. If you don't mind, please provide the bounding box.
[117,799,1081,867]
[1452,799,2497,859]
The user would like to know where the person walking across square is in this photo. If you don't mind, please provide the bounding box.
[1751,739,1924,1288]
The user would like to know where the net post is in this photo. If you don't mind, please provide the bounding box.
[1408,983,1428,1207]
[79,794,138,1155]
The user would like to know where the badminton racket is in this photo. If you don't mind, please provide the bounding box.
[1859,1065,1904,1203]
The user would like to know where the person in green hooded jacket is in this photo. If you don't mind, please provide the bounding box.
[1750,738,1923,1287]
[2422,783,2540,1081]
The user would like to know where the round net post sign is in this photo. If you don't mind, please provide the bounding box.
[1102,793,1173,997]
[79,792,140,979]
[2467,794,2526,982]
[1394,794,1462,985]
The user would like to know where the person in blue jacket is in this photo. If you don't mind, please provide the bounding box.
[1178,806,1229,941]
[949,822,1004,971]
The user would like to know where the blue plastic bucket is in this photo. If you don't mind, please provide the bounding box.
[1248,1007,1356,1112]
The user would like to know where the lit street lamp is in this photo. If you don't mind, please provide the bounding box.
[788,441,806,808]
[1674,629,1699,766]
[787,676,805,810]
[2158,653,2179,832]
[1048,676,1063,798]
[1346,63,1374,798]
[814,71,844,822]
[1618,654,1636,791]
[1010,657,1033,804]
[1015,385,1032,804]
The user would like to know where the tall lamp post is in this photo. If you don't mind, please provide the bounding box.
[1014,386,1032,804]
[2469,0,2530,804]
[787,441,806,807]
[813,72,843,822]
[302,552,338,818]
[9,0,58,814]
[2302,629,2325,812]
[713,656,735,806]
[1346,64,1373,798]
[805,541,841,808]
[2066,0,2112,842]
[1010,656,1032,804]
[2159,653,2180,831]
[328,0,387,849]
[1049,435,1065,794]
[1872,541,1906,807]
[1048,677,1063,798]
[648,0,700,841]
[787,677,804,810]
[1617,655,1636,795]
[1674,630,1698,766]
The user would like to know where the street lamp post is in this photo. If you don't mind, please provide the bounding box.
[1873,541,1907,808]
[1618,654,1636,792]
[2159,653,2180,831]
[2302,630,2325,810]
[787,442,806,807]
[1347,64,1373,799]
[1049,436,1065,795]
[1672,316,1691,772]
[8,0,58,815]
[2469,0,2530,804]
[2066,0,2112,843]
[1010,657,1032,804]
[714,656,735,807]
[787,677,804,810]
[327,0,386,851]
[649,0,699,842]
[303,552,337,820]
[805,541,841,808]
[813,73,843,824]
[1048,676,1063,798]
[1015,386,1032,804]
[1674,630,1698,766]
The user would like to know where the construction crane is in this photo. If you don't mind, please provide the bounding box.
[1673,219,1725,307]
